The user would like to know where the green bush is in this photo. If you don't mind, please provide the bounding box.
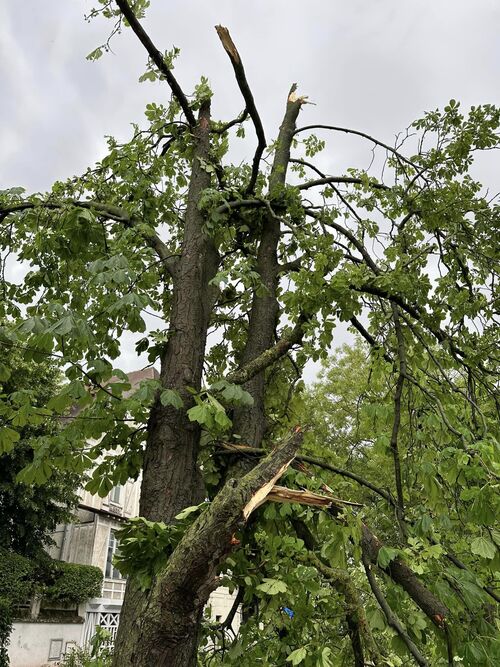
[0,551,103,666]
[0,549,37,667]
[45,561,103,605]
[0,549,36,603]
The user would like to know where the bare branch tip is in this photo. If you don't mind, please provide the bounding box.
[215,24,240,63]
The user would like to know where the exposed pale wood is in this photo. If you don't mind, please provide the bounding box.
[267,485,363,508]
[242,460,295,519]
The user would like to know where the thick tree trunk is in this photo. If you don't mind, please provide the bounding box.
[113,101,219,666]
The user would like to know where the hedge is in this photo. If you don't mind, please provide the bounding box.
[44,561,103,605]
[0,549,103,666]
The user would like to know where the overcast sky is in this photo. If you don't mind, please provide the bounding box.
[1,0,499,376]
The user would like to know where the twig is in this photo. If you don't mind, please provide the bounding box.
[294,124,420,170]
[211,110,249,134]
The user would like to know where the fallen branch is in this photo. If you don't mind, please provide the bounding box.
[218,441,449,629]
[218,442,394,506]
[128,428,304,662]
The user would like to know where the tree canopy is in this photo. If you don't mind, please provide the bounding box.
[0,1,499,665]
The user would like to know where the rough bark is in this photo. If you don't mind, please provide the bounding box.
[113,100,219,667]
[361,524,449,626]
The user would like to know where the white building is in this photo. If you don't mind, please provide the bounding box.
[8,369,240,667]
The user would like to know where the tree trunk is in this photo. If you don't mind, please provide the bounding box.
[113,100,219,666]
[233,86,304,447]
[115,428,302,666]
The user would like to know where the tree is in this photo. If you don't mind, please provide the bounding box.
[0,348,78,557]
[0,1,498,665]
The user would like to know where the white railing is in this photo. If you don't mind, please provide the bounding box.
[82,611,120,645]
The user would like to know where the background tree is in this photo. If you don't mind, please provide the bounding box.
[0,347,78,557]
[0,1,498,665]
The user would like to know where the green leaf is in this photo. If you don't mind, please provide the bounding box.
[187,404,210,426]
[256,578,288,595]
[175,502,208,521]
[286,647,307,665]
[160,389,183,409]
[86,46,103,61]
[471,536,497,559]
[0,363,12,382]
[377,546,399,569]
[0,426,20,454]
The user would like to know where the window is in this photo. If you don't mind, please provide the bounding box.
[48,639,63,661]
[105,530,123,580]
[109,485,122,505]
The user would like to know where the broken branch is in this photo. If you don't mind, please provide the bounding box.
[215,25,266,194]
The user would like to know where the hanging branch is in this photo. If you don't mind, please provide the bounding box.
[115,0,196,126]
[293,521,383,667]
[362,555,430,667]
[0,200,176,277]
[297,175,389,192]
[215,25,266,195]
[305,208,381,275]
[390,303,407,538]
[349,316,393,364]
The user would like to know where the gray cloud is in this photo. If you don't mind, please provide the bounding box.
[1,0,499,374]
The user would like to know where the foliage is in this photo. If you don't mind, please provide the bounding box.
[59,627,113,667]
[0,550,36,667]
[0,348,79,556]
[1,2,499,665]
[0,548,102,666]
[113,502,208,590]
[43,561,103,605]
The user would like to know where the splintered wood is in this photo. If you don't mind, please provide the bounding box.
[242,459,295,520]
[267,485,333,507]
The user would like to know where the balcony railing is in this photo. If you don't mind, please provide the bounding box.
[101,578,126,601]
